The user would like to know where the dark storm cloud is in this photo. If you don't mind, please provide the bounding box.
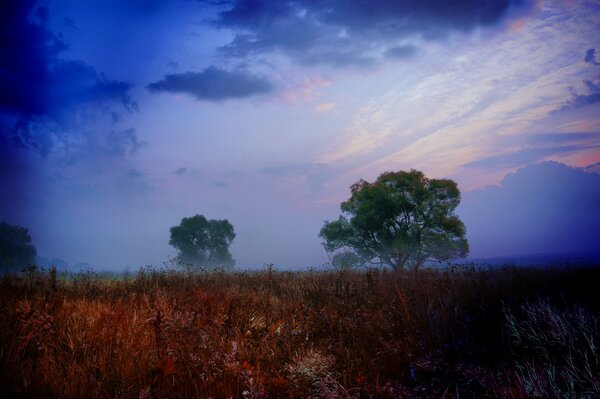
[213,0,535,68]
[0,133,34,225]
[0,0,136,151]
[459,162,600,257]
[147,67,273,101]
[0,0,144,227]
[0,0,65,117]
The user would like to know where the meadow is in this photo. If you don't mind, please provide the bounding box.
[0,264,598,398]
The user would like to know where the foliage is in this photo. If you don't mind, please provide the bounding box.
[330,251,363,270]
[320,170,469,270]
[0,221,37,271]
[169,215,235,270]
[0,265,598,398]
[502,299,600,398]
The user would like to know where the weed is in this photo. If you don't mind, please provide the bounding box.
[0,265,598,398]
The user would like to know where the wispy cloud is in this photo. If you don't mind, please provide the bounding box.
[315,103,336,113]
[318,0,599,188]
[277,75,332,104]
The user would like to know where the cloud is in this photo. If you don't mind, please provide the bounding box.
[63,17,77,29]
[211,180,229,188]
[585,161,600,174]
[174,167,188,175]
[0,1,148,229]
[259,163,329,177]
[556,49,600,112]
[214,0,536,68]
[463,131,600,170]
[259,162,333,191]
[0,132,35,225]
[320,4,600,184]
[384,45,418,60]
[315,103,336,113]
[463,144,600,170]
[530,132,600,144]
[106,128,145,158]
[556,80,600,112]
[278,75,332,104]
[459,161,600,257]
[147,66,273,101]
[0,1,135,122]
[0,0,137,157]
[585,48,599,65]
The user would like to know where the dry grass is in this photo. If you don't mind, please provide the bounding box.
[0,264,598,398]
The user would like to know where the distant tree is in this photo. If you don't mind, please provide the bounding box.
[169,214,235,270]
[319,170,469,270]
[0,221,37,271]
[330,251,362,270]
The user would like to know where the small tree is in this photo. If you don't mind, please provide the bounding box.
[319,170,468,270]
[169,214,235,270]
[330,251,362,270]
[0,221,37,272]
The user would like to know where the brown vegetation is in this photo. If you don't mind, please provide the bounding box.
[0,265,598,398]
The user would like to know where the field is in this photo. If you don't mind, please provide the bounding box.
[0,265,598,398]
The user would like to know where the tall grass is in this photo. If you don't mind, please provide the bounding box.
[0,265,598,398]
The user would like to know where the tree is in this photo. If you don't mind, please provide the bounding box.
[169,215,235,270]
[319,170,468,270]
[0,221,37,271]
[330,251,363,271]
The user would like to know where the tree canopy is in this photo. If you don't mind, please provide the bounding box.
[319,170,469,270]
[0,221,37,271]
[169,215,235,270]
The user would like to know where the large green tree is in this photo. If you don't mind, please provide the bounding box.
[320,170,468,270]
[169,215,235,270]
[0,221,37,271]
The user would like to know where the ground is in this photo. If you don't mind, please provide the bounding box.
[0,265,598,398]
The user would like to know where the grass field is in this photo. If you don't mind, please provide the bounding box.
[0,265,598,398]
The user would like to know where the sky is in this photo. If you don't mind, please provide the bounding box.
[1,0,599,270]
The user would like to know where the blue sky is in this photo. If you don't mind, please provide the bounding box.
[1,0,599,269]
